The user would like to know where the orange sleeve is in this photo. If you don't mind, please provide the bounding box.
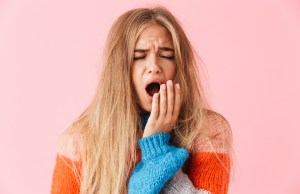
[185,152,230,194]
[184,110,232,194]
[51,154,82,194]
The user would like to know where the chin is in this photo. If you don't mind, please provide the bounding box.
[139,104,152,113]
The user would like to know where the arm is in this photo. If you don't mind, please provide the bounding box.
[161,111,232,194]
[161,152,230,194]
[51,127,82,194]
[128,133,188,194]
[51,154,81,194]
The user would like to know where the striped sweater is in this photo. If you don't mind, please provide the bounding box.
[51,111,232,194]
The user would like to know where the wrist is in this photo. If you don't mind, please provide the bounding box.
[142,131,154,138]
[138,132,171,161]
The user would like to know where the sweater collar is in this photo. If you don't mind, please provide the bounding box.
[139,112,150,130]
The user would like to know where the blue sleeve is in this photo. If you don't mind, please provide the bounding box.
[128,133,189,194]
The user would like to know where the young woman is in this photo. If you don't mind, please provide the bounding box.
[51,6,233,194]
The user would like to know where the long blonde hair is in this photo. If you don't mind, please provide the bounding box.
[58,6,232,194]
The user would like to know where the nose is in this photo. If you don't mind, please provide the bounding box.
[147,55,161,74]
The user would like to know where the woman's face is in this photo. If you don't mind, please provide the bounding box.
[132,23,176,112]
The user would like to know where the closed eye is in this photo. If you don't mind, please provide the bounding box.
[160,55,174,60]
[133,56,146,60]
[133,55,174,60]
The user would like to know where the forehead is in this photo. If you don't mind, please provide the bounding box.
[135,24,173,48]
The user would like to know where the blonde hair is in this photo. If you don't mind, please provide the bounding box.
[58,6,233,194]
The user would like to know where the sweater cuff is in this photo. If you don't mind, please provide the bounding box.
[138,133,171,161]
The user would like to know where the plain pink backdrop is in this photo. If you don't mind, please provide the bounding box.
[1,0,300,193]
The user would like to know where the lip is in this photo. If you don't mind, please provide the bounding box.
[144,78,163,88]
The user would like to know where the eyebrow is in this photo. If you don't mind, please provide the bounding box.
[134,47,174,52]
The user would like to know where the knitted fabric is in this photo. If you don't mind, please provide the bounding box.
[51,110,231,194]
[128,133,188,194]
[161,169,210,194]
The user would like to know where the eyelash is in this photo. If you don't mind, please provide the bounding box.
[133,55,174,60]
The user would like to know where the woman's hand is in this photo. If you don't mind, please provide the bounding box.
[143,80,182,138]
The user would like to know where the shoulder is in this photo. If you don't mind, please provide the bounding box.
[204,110,232,137]
[57,124,83,161]
[193,110,232,153]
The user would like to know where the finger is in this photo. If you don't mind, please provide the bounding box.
[159,84,167,118]
[149,93,160,120]
[166,80,174,118]
[172,83,181,120]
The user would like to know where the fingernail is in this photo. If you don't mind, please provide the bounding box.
[167,80,173,86]
[176,83,180,89]
[161,84,166,90]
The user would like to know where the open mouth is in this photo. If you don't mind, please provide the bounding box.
[145,82,160,96]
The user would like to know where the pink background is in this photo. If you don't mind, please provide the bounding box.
[1,0,300,193]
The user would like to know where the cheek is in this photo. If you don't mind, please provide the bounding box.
[164,63,176,80]
[131,66,142,89]
[131,65,138,81]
